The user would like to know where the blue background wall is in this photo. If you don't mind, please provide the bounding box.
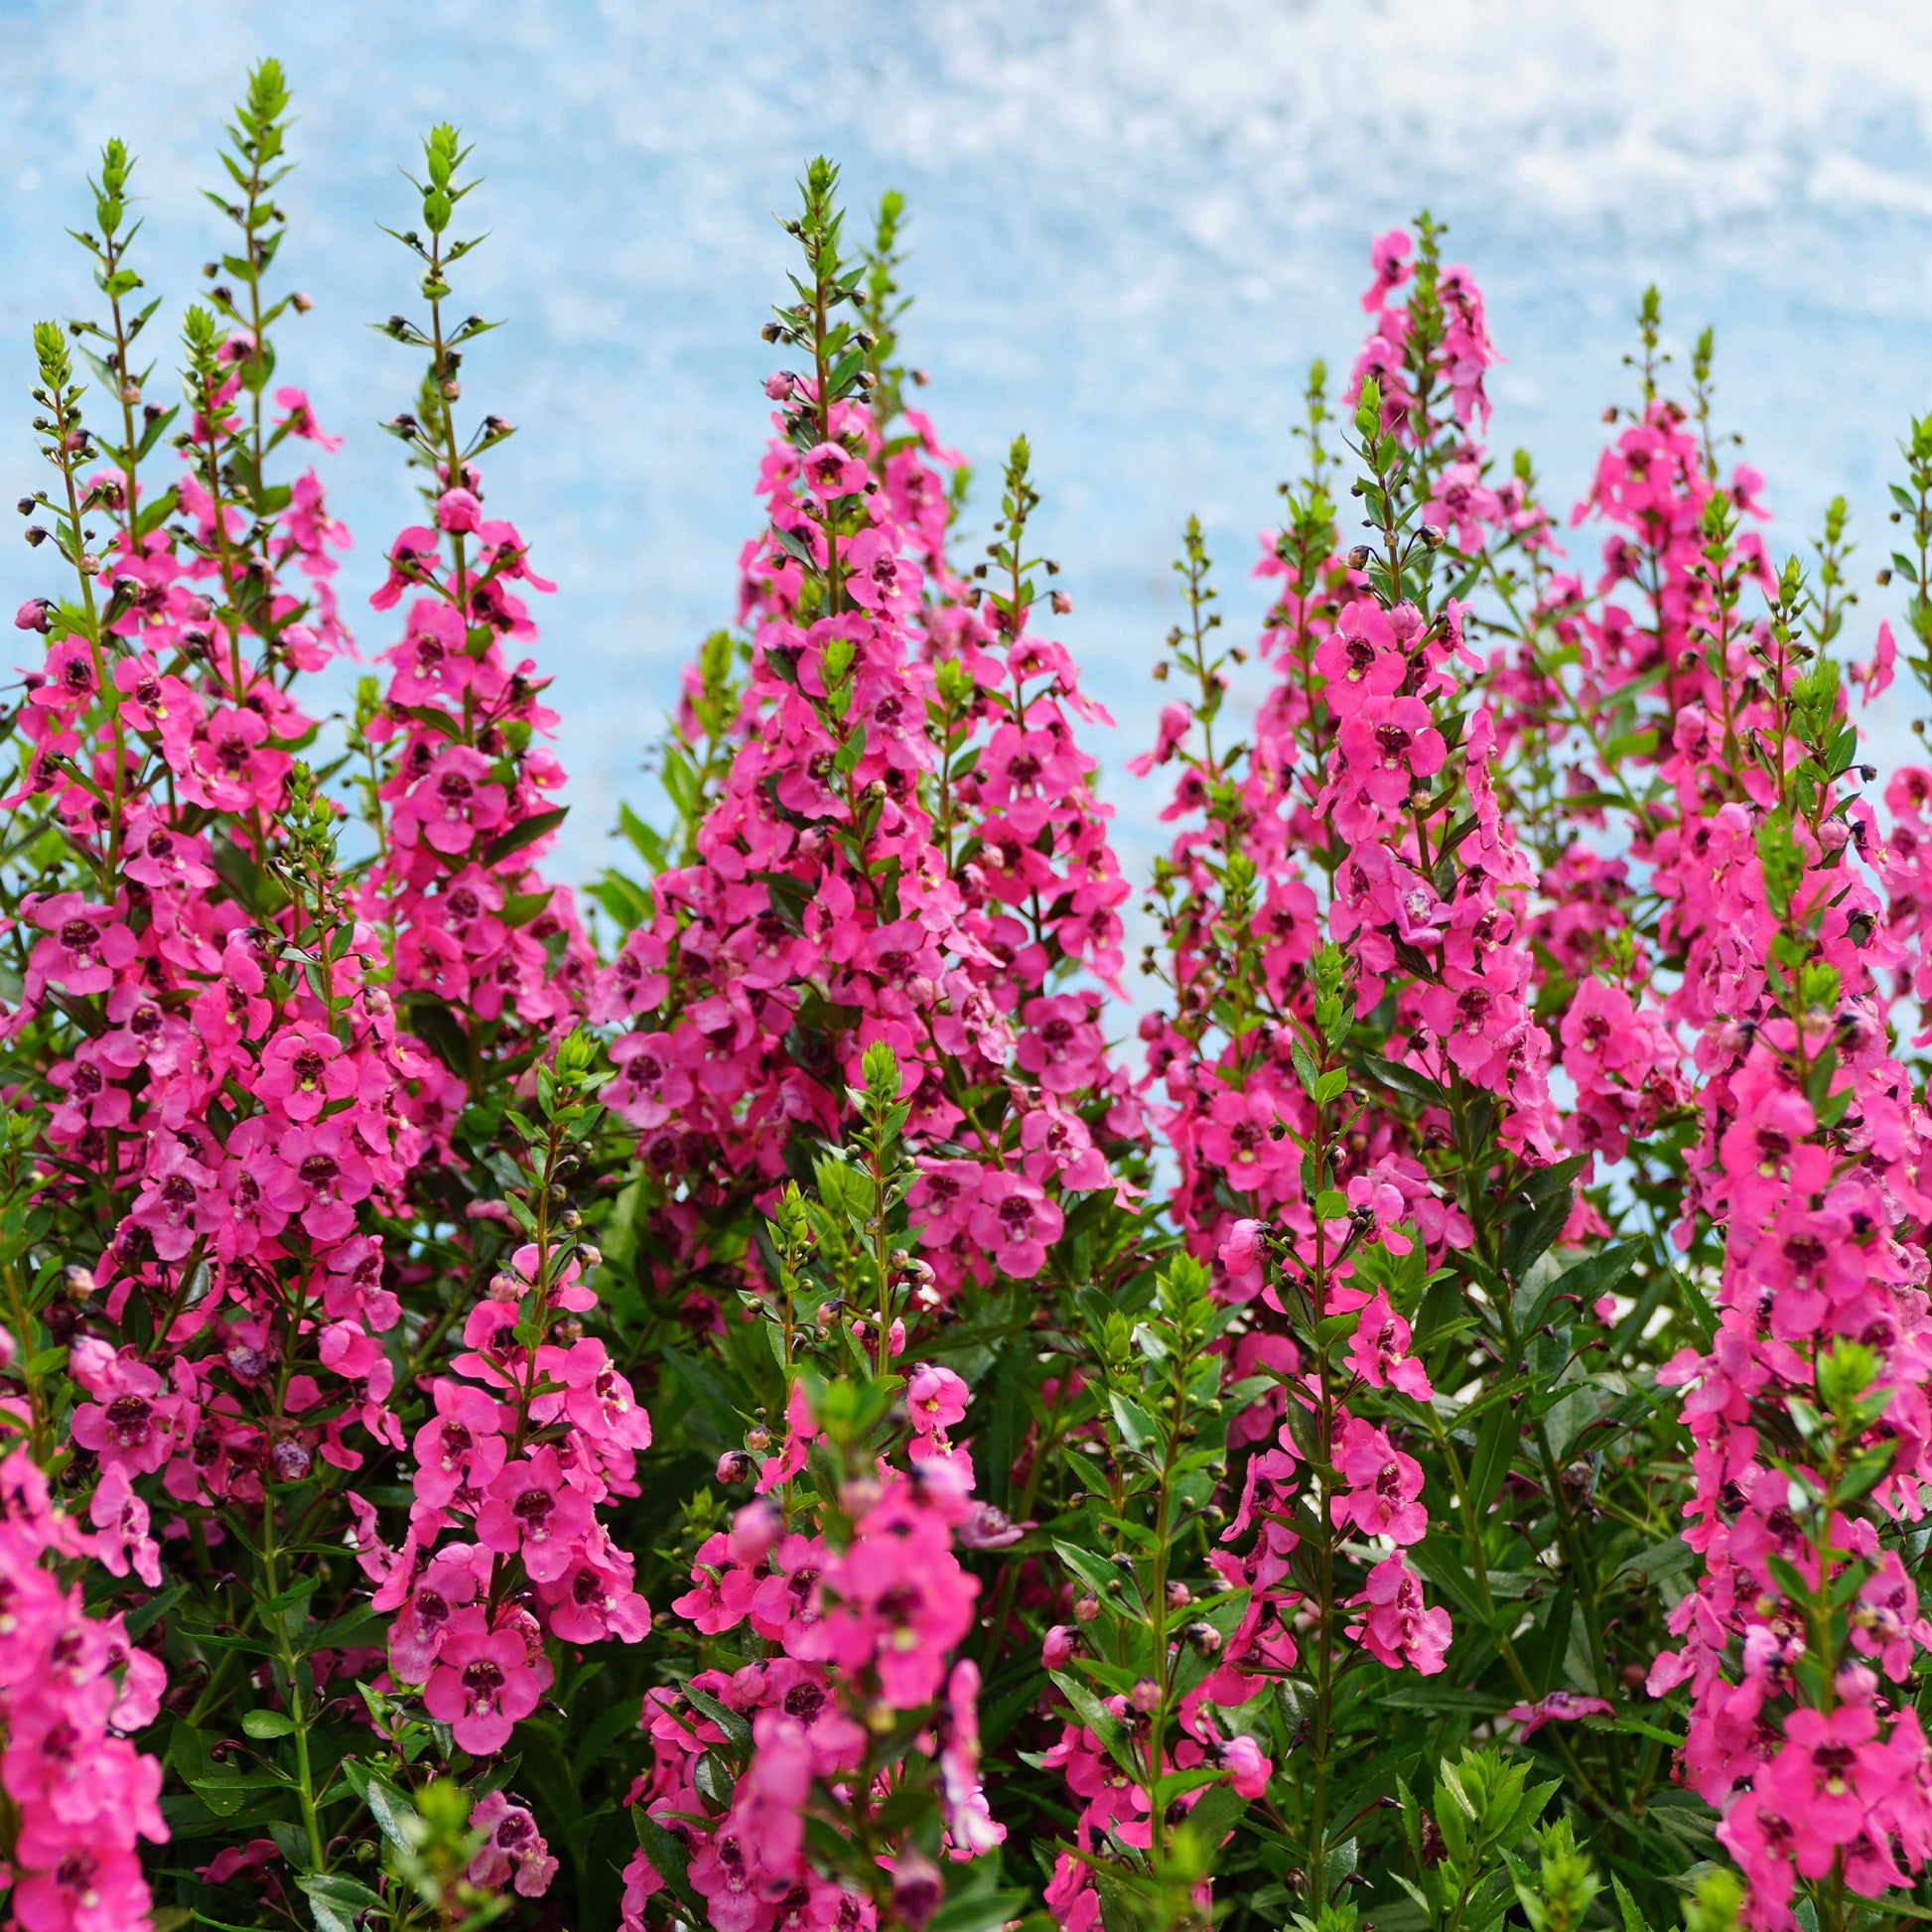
[4,0,1931,895]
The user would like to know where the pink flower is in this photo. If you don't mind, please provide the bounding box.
[1314,603,1407,715]
[1758,1705,1899,1877]
[907,1363,969,1438]
[1348,1555,1451,1675]
[69,1353,186,1477]
[1222,1734,1273,1799]
[468,1790,558,1897]
[1363,227,1412,309]
[1852,1551,1932,1680]
[394,745,508,856]
[476,1449,595,1583]
[969,1172,1064,1280]
[256,1024,360,1122]
[1016,995,1107,1094]
[422,1621,547,1753]
[1218,1218,1267,1278]
[1347,1290,1433,1399]
[14,1844,154,1932]
[1332,1417,1428,1544]
[436,486,483,532]
[538,1538,651,1645]
[1857,617,1898,699]
[940,1658,1005,1854]
[1336,696,1448,809]
[1128,700,1192,775]
[412,1381,506,1508]
[25,895,135,998]
[794,1485,978,1707]
[801,442,870,499]
[1504,1693,1613,1740]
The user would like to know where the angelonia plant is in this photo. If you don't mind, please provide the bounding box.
[8,64,1932,1932]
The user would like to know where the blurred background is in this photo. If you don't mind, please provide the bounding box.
[3,0,1931,898]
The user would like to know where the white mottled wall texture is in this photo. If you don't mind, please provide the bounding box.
[4,0,1931,888]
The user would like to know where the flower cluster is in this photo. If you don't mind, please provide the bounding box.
[0,1449,167,1932]
[363,1032,652,1774]
[4,93,431,1531]
[17,71,1932,1932]
[589,167,1146,1349]
[624,1361,996,1932]
[1641,588,1932,1919]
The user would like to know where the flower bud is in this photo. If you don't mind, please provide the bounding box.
[891,1849,944,1929]
[1837,1661,1878,1705]
[840,1473,883,1520]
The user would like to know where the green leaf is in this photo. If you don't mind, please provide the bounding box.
[1520,1240,1641,1336]
[1052,1538,1128,1605]
[1503,1159,1587,1277]
[1355,1053,1448,1111]
[1047,1669,1140,1778]
[364,1774,420,1854]
[1465,1398,1518,1521]
[1604,1716,1686,1748]
[1612,1874,1655,1932]
[1406,1540,1485,1622]
[682,1684,753,1751]
[634,1807,705,1913]
[1614,1536,1695,1587]
[929,1891,1033,1932]
[1107,1391,1157,1453]
[188,1772,287,1817]
[500,888,555,927]
[1178,1780,1249,1849]
[1765,1553,1813,1605]
[395,993,471,1078]
[480,805,569,869]
[315,1603,389,1652]
[297,1872,382,1932]
[241,1710,296,1738]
